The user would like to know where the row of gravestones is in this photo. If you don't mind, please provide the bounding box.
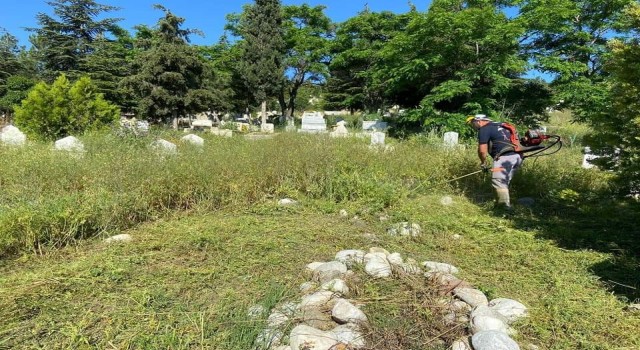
[1,124,599,169]
[0,125,206,155]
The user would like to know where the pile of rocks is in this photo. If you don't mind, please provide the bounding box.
[250,248,528,350]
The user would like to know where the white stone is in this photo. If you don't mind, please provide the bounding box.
[471,305,511,334]
[151,139,177,155]
[278,198,298,206]
[191,119,213,128]
[331,324,366,348]
[299,291,334,310]
[454,287,488,307]
[289,325,340,350]
[306,262,326,272]
[276,302,299,317]
[440,196,454,206]
[321,279,350,296]
[332,299,368,324]
[339,209,349,218]
[364,252,387,263]
[267,310,290,328]
[369,247,390,256]
[422,261,459,274]
[386,253,404,266]
[399,262,423,275]
[0,125,26,146]
[314,261,348,283]
[300,282,317,294]
[55,136,84,153]
[335,249,366,267]
[104,234,132,244]
[471,331,521,350]
[451,338,472,350]
[364,253,392,278]
[425,272,463,286]
[387,222,421,237]
[488,298,528,323]
[181,134,204,146]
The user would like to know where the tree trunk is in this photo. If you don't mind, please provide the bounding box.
[260,100,267,131]
[278,91,293,126]
[172,110,178,130]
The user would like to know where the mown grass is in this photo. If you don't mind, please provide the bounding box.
[1,127,639,349]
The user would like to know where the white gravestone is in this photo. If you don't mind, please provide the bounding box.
[299,115,327,133]
[330,120,349,138]
[262,123,275,134]
[444,132,459,147]
[211,128,233,138]
[371,132,386,146]
[54,136,84,153]
[582,147,599,169]
[181,134,204,146]
[362,120,389,132]
[0,125,27,146]
[151,139,178,155]
[191,119,213,129]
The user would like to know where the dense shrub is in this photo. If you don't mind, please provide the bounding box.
[14,75,119,140]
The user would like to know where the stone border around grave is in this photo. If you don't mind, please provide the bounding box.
[250,247,529,350]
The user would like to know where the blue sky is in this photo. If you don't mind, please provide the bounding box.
[1,0,431,47]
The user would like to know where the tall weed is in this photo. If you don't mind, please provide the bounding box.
[0,130,611,256]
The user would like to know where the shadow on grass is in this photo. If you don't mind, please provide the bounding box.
[449,163,640,302]
[511,198,640,302]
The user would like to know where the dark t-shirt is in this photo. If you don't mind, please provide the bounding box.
[478,122,515,158]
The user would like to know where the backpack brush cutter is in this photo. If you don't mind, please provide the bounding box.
[498,127,563,160]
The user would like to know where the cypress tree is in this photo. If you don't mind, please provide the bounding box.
[238,0,285,127]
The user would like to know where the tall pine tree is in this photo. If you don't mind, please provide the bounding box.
[123,6,216,125]
[237,0,285,127]
[28,0,121,81]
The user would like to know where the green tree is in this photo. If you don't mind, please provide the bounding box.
[326,10,409,113]
[123,6,217,126]
[28,0,121,81]
[81,26,134,108]
[0,30,22,84]
[0,75,37,117]
[237,0,285,126]
[584,3,640,191]
[518,0,635,118]
[279,4,333,121]
[376,0,547,136]
[14,74,119,140]
[197,37,238,113]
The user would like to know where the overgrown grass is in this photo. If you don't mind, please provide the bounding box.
[1,127,638,349]
[0,131,477,256]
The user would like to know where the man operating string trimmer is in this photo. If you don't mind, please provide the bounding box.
[466,114,562,210]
